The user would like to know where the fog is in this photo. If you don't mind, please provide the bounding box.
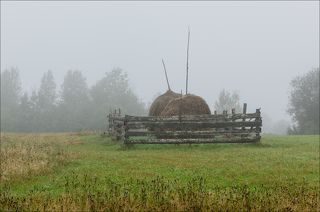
[1,1,319,129]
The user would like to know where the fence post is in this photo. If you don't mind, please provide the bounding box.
[107,113,110,133]
[255,108,261,141]
[243,103,247,114]
[123,115,130,146]
[110,112,114,137]
[222,110,228,130]
[242,103,247,132]
[231,108,235,132]
[108,113,112,134]
[105,113,109,135]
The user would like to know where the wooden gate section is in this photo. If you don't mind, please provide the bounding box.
[108,108,262,145]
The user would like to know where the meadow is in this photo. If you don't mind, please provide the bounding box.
[0,133,319,211]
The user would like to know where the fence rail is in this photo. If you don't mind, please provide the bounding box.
[107,104,262,145]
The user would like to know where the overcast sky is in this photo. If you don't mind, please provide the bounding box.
[1,1,319,121]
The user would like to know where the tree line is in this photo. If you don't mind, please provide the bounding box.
[1,68,146,132]
[1,67,319,134]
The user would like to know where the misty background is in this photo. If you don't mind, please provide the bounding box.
[1,2,319,133]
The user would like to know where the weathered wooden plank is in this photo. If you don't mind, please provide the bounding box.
[112,117,125,121]
[113,120,124,125]
[126,120,261,126]
[126,120,262,130]
[126,129,260,137]
[124,113,260,122]
[127,128,261,134]
[129,133,254,139]
[125,137,260,144]
[113,124,124,129]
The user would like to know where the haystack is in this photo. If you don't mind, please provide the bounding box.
[160,94,211,116]
[148,90,181,116]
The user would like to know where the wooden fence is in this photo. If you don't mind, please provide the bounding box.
[107,104,262,145]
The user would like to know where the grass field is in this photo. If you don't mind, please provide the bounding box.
[0,133,319,211]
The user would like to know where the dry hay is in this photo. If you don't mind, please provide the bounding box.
[160,94,211,116]
[148,90,181,116]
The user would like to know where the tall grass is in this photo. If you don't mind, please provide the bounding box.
[0,133,318,211]
[1,174,318,211]
[0,133,77,182]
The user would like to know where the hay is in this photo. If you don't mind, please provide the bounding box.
[148,90,181,116]
[160,94,211,116]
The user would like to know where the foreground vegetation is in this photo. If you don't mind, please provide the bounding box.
[0,133,319,211]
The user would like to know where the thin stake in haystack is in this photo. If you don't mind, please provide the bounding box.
[148,59,180,116]
[186,27,190,95]
[162,59,171,91]
[161,28,211,116]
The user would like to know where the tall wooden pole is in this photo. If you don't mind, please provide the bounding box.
[186,28,190,95]
[162,59,171,91]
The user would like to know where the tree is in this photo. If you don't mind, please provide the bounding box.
[1,68,21,131]
[58,70,91,131]
[214,89,242,113]
[37,70,57,131]
[288,67,319,134]
[38,70,56,112]
[28,90,41,131]
[17,92,33,132]
[90,68,146,130]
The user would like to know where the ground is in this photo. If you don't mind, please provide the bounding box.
[0,133,319,211]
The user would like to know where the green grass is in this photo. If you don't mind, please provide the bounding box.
[1,133,319,211]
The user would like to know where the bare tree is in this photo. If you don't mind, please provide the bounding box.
[214,89,242,113]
